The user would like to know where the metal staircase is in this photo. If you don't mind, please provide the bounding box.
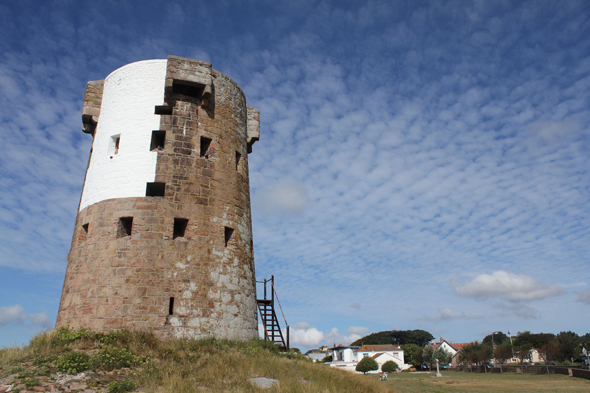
[257,275,289,351]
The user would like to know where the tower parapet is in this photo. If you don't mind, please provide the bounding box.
[57,56,259,340]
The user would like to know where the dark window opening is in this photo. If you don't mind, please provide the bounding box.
[172,81,204,98]
[200,136,212,158]
[173,218,188,239]
[236,151,241,171]
[155,105,173,115]
[151,131,166,151]
[114,136,120,154]
[82,223,89,233]
[146,182,166,197]
[224,226,234,247]
[118,217,133,238]
[168,297,174,315]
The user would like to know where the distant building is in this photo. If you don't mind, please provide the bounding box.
[432,338,470,366]
[328,344,407,372]
[304,346,330,361]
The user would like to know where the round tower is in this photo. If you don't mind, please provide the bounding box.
[56,56,260,340]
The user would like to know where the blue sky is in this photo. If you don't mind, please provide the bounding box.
[1,0,590,350]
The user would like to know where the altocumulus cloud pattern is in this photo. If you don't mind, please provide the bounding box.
[0,0,589,348]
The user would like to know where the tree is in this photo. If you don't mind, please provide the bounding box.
[381,360,398,373]
[539,339,560,373]
[351,329,434,347]
[483,332,508,346]
[477,344,493,373]
[422,346,451,370]
[557,331,580,363]
[460,342,480,372]
[320,355,332,363]
[515,342,533,371]
[493,342,513,372]
[356,356,379,374]
[401,343,422,366]
[422,345,436,370]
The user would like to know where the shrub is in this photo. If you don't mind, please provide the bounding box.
[320,355,333,363]
[108,380,135,393]
[52,327,92,347]
[94,347,142,370]
[356,356,379,374]
[381,360,398,372]
[56,351,90,374]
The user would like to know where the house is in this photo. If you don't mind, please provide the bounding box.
[432,338,471,366]
[304,346,330,361]
[328,344,408,373]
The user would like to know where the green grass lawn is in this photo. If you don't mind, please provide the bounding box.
[372,371,590,393]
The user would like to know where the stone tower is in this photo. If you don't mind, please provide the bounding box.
[56,56,260,340]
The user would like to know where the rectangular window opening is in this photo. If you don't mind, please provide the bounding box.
[118,217,133,238]
[151,131,166,151]
[169,297,175,315]
[235,151,241,171]
[172,81,204,99]
[109,134,121,156]
[82,223,89,233]
[200,136,212,158]
[224,226,234,247]
[155,105,173,115]
[146,182,166,197]
[173,218,188,239]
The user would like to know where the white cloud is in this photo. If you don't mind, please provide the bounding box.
[0,305,50,326]
[258,181,309,214]
[346,326,369,335]
[426,307,483,321]
[453,271,564,302]
[288,324,364,349]
[575,290,590,305]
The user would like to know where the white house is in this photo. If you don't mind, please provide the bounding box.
[304,346,330,361]
[329,344,408,373]
[432,338,470,366]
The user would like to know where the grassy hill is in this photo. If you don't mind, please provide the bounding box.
[0,328,392,392]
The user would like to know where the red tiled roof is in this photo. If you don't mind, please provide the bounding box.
[357,345,400,352]
[372,352,384,359]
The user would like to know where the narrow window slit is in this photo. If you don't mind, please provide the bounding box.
[224,227,234,247]
[118,217,133,238]
[109,134,121,157]
[200,136,212,158]
[151,131,166,151]
[146,182,166,197]
[81,223,89,242]
[236,151,241,171]
[169,297,174,315]
[173,218,188,239]
[155,105,173,115]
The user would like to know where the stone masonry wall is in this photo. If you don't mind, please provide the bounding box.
[56,57,258,340]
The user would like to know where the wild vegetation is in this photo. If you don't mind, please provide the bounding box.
[0,327,392,392]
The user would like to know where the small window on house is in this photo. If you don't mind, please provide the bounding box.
[118,217,133,238]
[155,105,173,115]
[168,297,174,315]
[151,131,166,151]
[200,136,212,158]
[236,151,241,171]
[109,134,121,156]
[146,182,166,197]
[173,218,188,239]
[224,226,234,247]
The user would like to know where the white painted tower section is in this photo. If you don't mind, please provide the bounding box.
[79,60,167,211]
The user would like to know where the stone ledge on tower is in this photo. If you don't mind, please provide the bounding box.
[247,106,260,153]
[82,80,104,134]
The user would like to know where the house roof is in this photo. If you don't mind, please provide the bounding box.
[433,341,470,352]
[357,345,401,352]
[372,352,384,359]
